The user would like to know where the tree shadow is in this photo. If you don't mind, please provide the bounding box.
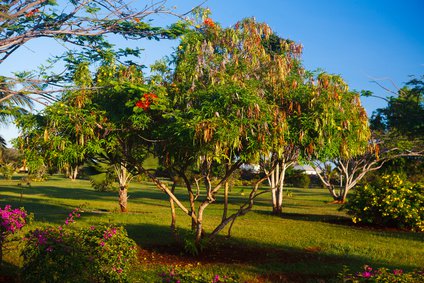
[253,210,424,243]
[122,222,422,283]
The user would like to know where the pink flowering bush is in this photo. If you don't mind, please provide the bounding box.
[0,205,28,262]
[340,265,424,282]
[21,208,137,282]
[0,205,27,234]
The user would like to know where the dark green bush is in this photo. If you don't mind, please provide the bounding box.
[286,169,311,188]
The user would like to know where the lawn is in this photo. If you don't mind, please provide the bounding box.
[1,175,423,282]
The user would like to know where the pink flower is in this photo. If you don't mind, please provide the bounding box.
[362,271,372,278]
[393,269,403,275]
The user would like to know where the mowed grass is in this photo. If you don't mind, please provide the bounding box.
[0,175,423,282]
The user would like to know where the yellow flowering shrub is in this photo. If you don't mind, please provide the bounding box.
[342,174,424,231]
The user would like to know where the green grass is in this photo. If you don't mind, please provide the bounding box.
[1,174,423,282]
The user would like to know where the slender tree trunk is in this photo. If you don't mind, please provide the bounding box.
[270,163,278,214]
[169,181,177,232]
[115,164,131,213]
[222,165,230,221]
[68,165,78,180]
[72,165,78,180]
[276,165,287,214]
[119,185,128,212]
[330,187,341,201]
[179,171,197,230]
[272,163,284,215]
[195,205,207,246]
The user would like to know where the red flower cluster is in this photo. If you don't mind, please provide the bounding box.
[204,18,215,28]
[135,93,158,110]
[25,8,39,18]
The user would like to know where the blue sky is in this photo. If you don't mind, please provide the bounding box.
[1,0,423,146]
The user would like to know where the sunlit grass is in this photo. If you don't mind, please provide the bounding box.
[1,174,423,282]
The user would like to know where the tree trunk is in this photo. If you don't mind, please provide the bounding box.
[72,165,78,180]
[327,185,340,200]
[68,165,78,180]
[270,164,278,214]
[270,162,287,215]
[119,186,128,212]
[275,164,287,215]
[195,206,206,246]
[222,179,229,221]
[169,181,177,232]
[179,171,197,230]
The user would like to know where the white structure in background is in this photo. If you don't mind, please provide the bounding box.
[292,164,321,175]
[240,163,321,175]
[240,163,260,173]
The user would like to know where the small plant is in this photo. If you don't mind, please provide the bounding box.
[159,266,239,283]
[0,205,28,262]
[342,174,424,231]
[21,208,137,282]
[339,265,424,282]
[0,163,16,180]
[90,172,116,192]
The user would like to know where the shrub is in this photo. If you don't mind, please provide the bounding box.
[286,169,311,188]
[339,265,424,282]
[21,209,137,282]
[342,174,424,231]
[90,172,117,192]
[0,163,16,180]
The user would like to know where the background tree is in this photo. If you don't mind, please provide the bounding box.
[308,73,371,202]
[312,75,424,202]
[0,147,22,179]
[16,62,104,180]
[366,75,424,182]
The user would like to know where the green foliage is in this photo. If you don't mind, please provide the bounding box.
[90,172,116,192]
[286,169,311,188]
[370,75,423,140]
[339,265,424,283]
[0,163,15,180]
[22,210,137,283]
[343,174,424,231]
[308,73,370,160]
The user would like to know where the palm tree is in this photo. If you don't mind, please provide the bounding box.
[0,76,33,146]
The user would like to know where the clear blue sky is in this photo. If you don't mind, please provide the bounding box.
[1,0,423,146]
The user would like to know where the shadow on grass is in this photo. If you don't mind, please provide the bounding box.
[122,222,422,283]
[254,210,424,243]
[0,195,105,224]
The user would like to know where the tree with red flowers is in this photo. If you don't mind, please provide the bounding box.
[137,13,302,246]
